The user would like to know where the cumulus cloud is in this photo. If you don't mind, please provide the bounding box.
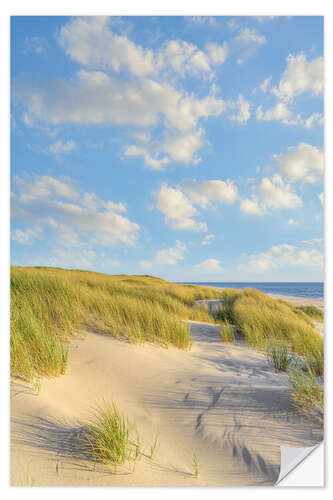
[205,42,228,64]
[16,70,226,167]
[156,184,207,232]
[12,175,140,249]
[229,94,251,124]
[156,178,238,231]
[193,258,223,273]
[271,53,324,102]
[256,102,291,122]
[182,179,238,207]
[318,193,324,205]
[239,241,323,273]
[58,16,226,80]
[58,17,155,77]
[240,174,302,215]
[273,143,324,184]
[155,241,187,265]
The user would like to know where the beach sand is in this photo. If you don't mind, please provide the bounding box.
[11,297,323,486]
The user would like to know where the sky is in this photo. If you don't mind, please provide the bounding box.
[10,15,324,282]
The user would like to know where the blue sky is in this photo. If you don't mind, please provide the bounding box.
[10,15,324,281]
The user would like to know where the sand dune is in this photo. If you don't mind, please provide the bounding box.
[11,317,323,486]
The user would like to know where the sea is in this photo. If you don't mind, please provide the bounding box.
[177,282,324,299]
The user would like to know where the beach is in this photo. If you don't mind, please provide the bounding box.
[11,289,323,486]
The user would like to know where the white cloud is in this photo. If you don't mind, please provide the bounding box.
[12,175,140,249]
[240,198,264,216]
[288,218,297,226]
[259,76,272,92]
[271,53,324,102]
[58,17,155,77]
[48,140,77,155]
[205,42,228,65]
[202,234,215,246]
[239,242,323,273]
[139,260,153,270]
[256,102,291,122]
[240,174,302,215]
[229,94,251,124]
[58,16,225,81]
[12,226,42,245]
[156,184,207,232]
[273,143,324,183]
[234,28,266,45]
[193,258,223,273]
[318,192,324,205]
[158,40,212,77]
[182,179,238,207]
[17,70,226,167]
[155,241,186,265]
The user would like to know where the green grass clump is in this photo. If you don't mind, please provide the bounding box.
[219,321,235,343]
[288,369,324,419]
[296,305,324,323]
[85,402,138,469]
[266,342,294,371]
[11,266,224,381]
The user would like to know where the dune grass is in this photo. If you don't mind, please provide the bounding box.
[288,369,324,419]
[218,288,323,376]
[266,342,294,371]
[219,321,235,343]
[11,266,223,381]
[296,305,324,322]
[84,402,139,470]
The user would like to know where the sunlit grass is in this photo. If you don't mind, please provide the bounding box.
[288,369,324,419]
[11,266,223,381]
[266,341,294,371]
[219,288,323,376]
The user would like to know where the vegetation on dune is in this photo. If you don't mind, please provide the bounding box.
[266,342,294,372]
[216,287,323,376]
[296,305,324,322]
[11,266,223,381]
[288,369,324,420]
[83,402,140,472]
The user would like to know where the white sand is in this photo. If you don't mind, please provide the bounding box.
[11,319,323,486]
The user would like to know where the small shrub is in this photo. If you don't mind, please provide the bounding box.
[266,342,294,371]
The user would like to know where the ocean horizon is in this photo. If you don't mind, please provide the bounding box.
[177,282,324,299]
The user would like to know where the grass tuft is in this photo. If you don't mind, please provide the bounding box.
[288,369,324,419]
[219,321,235,343]
[266,342,294,371]
[84,402,135,469]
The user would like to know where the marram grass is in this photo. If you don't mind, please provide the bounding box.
[219,288,323,376]
[10,266,223,381]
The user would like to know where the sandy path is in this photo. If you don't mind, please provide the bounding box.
[11,322,323,486]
